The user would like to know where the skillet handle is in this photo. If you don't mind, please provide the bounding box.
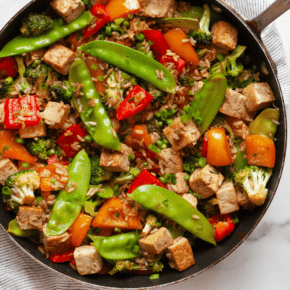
[248,0,290,36]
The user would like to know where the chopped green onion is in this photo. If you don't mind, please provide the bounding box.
[189,190,201,199]
[123,20,130,27]
[51,179,56,185]
[48,149,55,156]
[151,172,156,176]
[148,144,161,153]
[105,26,112,35]
[2,145,9,153]
[4,77,13,84]
[148,40,154,46]
[84,135,93,143]
[114,227,121,232]
[69,158,73,163]
[21,162,30,168]
[15,136,24,144]
[133,245,140,253]
[136,33,145,41]
[233,217,239,224]
[98,76,105,82]
[159,177,166,183]
[56,145,62,156]
[171,174,177,185]
[2,186,12,196]
[143,162,148,167]
[160,109,168,121]
[166,119,174,126]
[184,174,190,181]
[216,53,224,61]
[157,121,163,128]
[156,140,163,147]
[114,18,124,25]
[198,157,207,168]
[180,113,191,124]
[99,34,105,40]
[150,274,160,280]
[91,64,98,71]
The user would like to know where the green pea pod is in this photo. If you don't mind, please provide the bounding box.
[0,12,94,57]
[98,184,114,199]
[46,149,91,236]
[7,219,39,238]
[93,232,141,260]
[79,41,176,93]
[130,185,216,245]
[69,59,121,151]
[249,108,280,140]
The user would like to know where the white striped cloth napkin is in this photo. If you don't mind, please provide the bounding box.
[0,0,289,290]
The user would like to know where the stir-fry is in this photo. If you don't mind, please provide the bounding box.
[0,0,278,277]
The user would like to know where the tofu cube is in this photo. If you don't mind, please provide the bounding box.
[163,117,201,151]
[242,82,276,112]
[0,103,4,124]
[219,89,255,122]
[19,124,47,139]
[43,44,77,75]
[189,165,224,199]
[16,206,43,231]
[216,181,239,214]
[158,148,183,175]
[40,101,70,129]
[74,246,103,276]
[144,0,177,18]
[139,227,174,254]
[99,143,133,172]
[237,188,256,211]
[24,48,46,67]
[166,237,195,272]
[41,224,70,255]
[181,193,198,208]
[211,21,238,50]
[168,173,189,194]
[51,0,85,23]
[0,158,18,186]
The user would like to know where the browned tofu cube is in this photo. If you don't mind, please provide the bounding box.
[242,82,276,112]
[40,101,70,129]
[219,89,255,122]
[139,227,174,254]
[166,237,195,271]
[212,21,238,50]
[0,158,18,186]
[158,148,183,175]
[189,165,224,199]
[0,103,4,124]
[236,188,256,211]
[43,44,77,75]
[51,0,85,23]
[99,143,133,172]
[228,120,249,140]
[41,224,70,255]
[216,181,239,214]
[181,193,198,208]
[163,117,201,151]
[24,48,46,67]
[168,173,189,194]
[16,206,43,230]
[19,124,47,139]
[74,246,103,275]
[144,0,177,18]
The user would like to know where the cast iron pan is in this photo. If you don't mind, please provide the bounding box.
[0,0,288,288]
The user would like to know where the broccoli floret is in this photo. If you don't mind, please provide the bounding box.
[25,138,55,160]
[50,81,73,104]
[24,63,50,79]
[20,13,53,37]
[3,170,40,205]
[210,113,235,140]
[210,45,247,77]
[90,155,112,185]
[198,197,219,217]
[227,70,257,89]
[147,83,166,102]
[187,4,212,45]
[234,166,272,206]
[142,212,162,236]
[109,260,135,275]
[0,79,15,98]
[114,167,140,185]
[178,75,195,87]
[135,41,154,58]
[14,56,31,94]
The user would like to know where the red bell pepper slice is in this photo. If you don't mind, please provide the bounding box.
[134,148,156,161]
[49,249,74,263]
[4,95,40,129]
[201,139,208,157]
[56,124,86,158]
[127,169,166,194]
[117,85,154,121]
[0,57,18,79]
[47,154,70,166]
[208,213,235,242]
[159,55,186,76]
[83,4,111,39]
[142,30,170,59]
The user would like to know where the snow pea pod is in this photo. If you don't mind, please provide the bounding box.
[46,149,91,237]
[79,41,176,93]
[0,12,94,58]
[69,59,121,151]
[130,185,216,245]
[7,219,39,237]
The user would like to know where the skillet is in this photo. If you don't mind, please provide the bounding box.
[0,0,288,288]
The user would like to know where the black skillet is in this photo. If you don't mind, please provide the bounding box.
[0,0,288,288]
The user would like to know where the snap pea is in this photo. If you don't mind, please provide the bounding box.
[79,41,176,93]
[7,219,39,238]
[130,185,216,245]
[0,12,94,58]
[69,59,121,151]
[46,149,91,236]
[249,108,280,140]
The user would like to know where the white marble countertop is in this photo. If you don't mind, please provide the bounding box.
[0,1,290,289]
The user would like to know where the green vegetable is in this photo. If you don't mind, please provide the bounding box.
[90,155,112,185]
[227,70,257,89]
[130,185,216,245]
[50,81,74,105]
[14,56,31,94]
[97,184,114,199]
[167,224,185,239]
[79,41,176,93]
[114,167,140,185]
[7,219,39,237]
[142,212,162,236]
[0,11,94,57]
[155,17,199,30]
[150,274,160,280]
[25,138,55,160]
[0,78,15,98]
[234,141,248,171]
[178,75,195,87]
[46,149,91,236]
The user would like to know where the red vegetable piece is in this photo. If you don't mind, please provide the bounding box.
[83,4,111,39]
[49,249,74,263]
[127,169,166,194]
[56,124,86,158]
[159,55,186,76]
[143,30,169,59]
[134,148,156,161]
[117,85,154,121]
[201,139,208,157]
[47,154,69,165]
[4,95,40,129]
[0,57,18,79]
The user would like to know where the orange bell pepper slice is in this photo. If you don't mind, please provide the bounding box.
[106,0,141,21]
[207,127,232,166]
[125,125,152,150]
[245,135,275,168]
[164,28,199,65]
[92,197,141,230]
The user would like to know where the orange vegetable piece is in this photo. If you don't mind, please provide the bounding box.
[92,197,141,230]
[69,213,92,248]
[245,135,275,168]
[41,191,52,199]
[207,127,232,166]
[125,125,152,150]
[106,0,141,21]
[0,130,36,164]
[164,28,199,65]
